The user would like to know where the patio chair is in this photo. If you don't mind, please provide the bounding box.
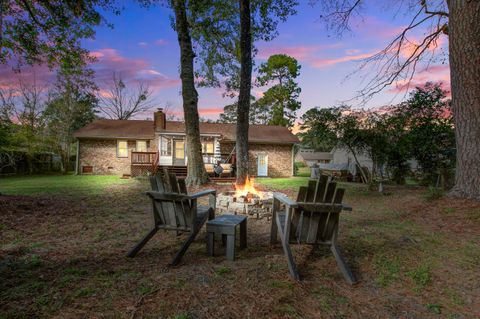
[127,168,216,266]
[204,163,216,176]
[219,163,232,177]
[270,175,357,284]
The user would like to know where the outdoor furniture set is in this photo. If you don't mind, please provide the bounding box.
[128,169,357,284]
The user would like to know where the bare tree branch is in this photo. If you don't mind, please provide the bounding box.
[99,72,155,120]
[317,0,449,103]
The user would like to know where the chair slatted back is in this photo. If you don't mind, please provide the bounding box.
[149,168,193,230]
[290,175,345,244]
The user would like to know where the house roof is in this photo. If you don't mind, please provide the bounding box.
[74,119,299,144]
[73,120,155,139]
[297,150,333,161]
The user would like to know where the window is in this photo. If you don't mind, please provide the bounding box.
[201,138,214,154]
[136,140,147,152]
[117,140,128,158]
[160,136,172,156]
[174,140,185,159]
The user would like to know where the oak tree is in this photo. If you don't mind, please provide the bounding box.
[316,0,480,199]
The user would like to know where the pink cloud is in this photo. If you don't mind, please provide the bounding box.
[199,107,224,115]
[0,64,55,90]
[257,43,342,61]
[257,45,322,61]
[310,52,374,68]
[353,16,407,40]
[253,90,264,98]
[90,48,180,92]
[345,49,361,55]
[165,106,224,118]
[154,39,168,46]
[387,64,451,94]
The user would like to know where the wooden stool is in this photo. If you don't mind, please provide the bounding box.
[206,214,247,261]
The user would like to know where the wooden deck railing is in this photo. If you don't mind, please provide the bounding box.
[131,151,235,166]
[131,151,158,165]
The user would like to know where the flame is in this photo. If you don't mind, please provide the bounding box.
[234,176,262,198]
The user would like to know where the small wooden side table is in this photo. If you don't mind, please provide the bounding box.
[206,214,247,261]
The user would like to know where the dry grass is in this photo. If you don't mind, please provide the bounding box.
[1,177,479,318]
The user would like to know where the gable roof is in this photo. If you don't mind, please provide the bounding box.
[74,119,299,144]
[73,120,155,140]
[297,150,333,161]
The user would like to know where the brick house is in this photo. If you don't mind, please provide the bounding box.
[73,109,299,177]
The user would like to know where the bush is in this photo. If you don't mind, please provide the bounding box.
[295,161,306,168]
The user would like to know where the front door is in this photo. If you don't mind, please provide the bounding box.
[257,153,268,177]
[173,139,185,166]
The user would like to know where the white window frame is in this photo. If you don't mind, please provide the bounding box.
[136,140,148,152]
[117,140,128,158]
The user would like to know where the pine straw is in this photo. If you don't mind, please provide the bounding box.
[1,183,479,318]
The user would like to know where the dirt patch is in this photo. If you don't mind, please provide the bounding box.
[0,195,86,229]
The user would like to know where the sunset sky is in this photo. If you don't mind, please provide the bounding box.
[1,1,450,121]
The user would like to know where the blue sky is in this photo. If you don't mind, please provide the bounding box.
[2,1,450,122]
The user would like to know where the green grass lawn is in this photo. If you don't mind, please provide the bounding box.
[0,174,139,196]
[296,166,311,177]
[255,176,309,191]
[0,174,309,196]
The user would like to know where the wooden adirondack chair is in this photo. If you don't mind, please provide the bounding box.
[127,169,216,266]
[270,175,357,284]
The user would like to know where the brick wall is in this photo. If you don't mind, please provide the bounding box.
[78,138,157,175]
[220,142,293,177]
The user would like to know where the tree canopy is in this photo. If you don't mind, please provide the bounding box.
[256,54,301,127]
[0,0,118,68]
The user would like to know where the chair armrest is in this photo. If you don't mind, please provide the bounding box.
[188,189,216,200]
[342,204,353,211]
[146,189,217,201]
[146,191,187,201]
[273,192,298,208]
[297,202,343,213]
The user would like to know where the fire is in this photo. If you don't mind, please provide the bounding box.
[234,175,262,198]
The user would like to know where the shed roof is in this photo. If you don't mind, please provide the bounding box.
[297,151,333,161]
[74,119,299,144]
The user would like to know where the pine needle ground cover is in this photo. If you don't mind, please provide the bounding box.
[1,176,479,318]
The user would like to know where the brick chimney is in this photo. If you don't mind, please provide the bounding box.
[154,108,166,131]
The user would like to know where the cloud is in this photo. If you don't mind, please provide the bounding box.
[0,64,55,90]
[345,49,361,55]
[199,107,224,116]
[257,45,323,61]
[154,39,168,46]
[387,64,450,94]
[257,44,378,69]
[138,42,148,47]
[252,90,264,98]
[257,43,343,61]
[353,16,407,40]
[90,48,180,92]
[309,52,374,68]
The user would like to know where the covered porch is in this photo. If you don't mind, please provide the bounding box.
[130,134,236,179]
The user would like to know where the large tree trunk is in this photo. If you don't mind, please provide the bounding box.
[447,1,480,199]
[236,0,252,185]
[173,0,209,186]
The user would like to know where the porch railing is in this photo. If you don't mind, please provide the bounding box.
[131,151,158,165]
[131,151,235,166]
